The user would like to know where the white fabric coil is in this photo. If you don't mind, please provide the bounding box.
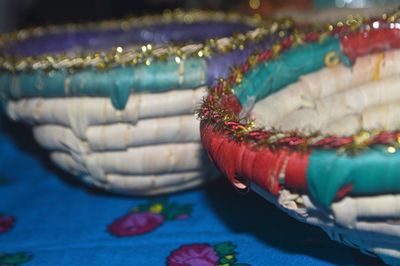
[6,87,217,195]
[253,49,400,136]
[250,49,400,265]
[252,184,400,265]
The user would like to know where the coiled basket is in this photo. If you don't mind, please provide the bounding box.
[200,14,400,265]
[0,11,293,196]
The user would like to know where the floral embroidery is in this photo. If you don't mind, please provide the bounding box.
[167,242,250,266]
[0,213,14,235]
[108,200,192,237]
[0,252,33,266]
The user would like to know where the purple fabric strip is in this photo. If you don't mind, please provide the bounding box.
[3,22,252,57]
[205,33,281,86]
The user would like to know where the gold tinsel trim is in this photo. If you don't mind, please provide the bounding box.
[0,10,294,72]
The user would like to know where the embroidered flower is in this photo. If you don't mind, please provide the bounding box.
[0,213,14,235]
[108,212,163,237]
[0,252,33,266]
[167,242,250,266]
[108,200,192,237]
[168,244,219,266]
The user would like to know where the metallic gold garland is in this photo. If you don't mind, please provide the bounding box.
[0,10,263,48]
[0,10,295,72]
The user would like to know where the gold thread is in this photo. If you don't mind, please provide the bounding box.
[278,157,289,185]
[324,51,339,67]
[373,52,385,81]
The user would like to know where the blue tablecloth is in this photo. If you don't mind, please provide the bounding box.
[0,115,383,266]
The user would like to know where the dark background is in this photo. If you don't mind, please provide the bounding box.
[0,0,225,32]
[0,0,400,33]
[0,0,312,33]
[3,0,396,33]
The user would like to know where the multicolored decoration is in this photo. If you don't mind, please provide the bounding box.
[0,9,295,196]
[0,253,32,266]
[167,242,249,266]
[199,11,400,265]
[0,213,14,235]
[108,200,192,237]
[0,14,292,109]
[199,15,400,153]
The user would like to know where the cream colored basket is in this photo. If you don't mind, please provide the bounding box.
[0,11,291,195]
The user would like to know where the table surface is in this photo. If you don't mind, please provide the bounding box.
[0,115,384,266]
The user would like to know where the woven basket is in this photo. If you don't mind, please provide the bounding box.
[0,11,292,196]
[199,14,400,265]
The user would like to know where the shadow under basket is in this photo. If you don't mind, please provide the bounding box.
[0,10,293,196]
[200,14,400,266]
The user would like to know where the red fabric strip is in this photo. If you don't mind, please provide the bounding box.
[201,123,309,195]
[341,28,400,62]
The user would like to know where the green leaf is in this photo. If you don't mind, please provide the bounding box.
[218,253,237,265]
[162,203,192,220]
[0,253,33,265]
[218,258,230,264]
[133,203,152,212]
[163,212,176,221]
[214,242,237,255]
[163,203,177,213]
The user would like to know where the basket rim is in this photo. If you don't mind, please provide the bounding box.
[198,10,400,153]
[0,10,294,72]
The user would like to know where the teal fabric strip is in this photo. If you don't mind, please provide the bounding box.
[234,36,349,106]
[307,146,400,210]
[0,58,206,110]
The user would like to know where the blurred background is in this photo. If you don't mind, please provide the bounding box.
[1,0,399,33]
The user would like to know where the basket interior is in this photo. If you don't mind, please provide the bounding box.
[252,44,400,137]
[225,28,400,138]
[2,21,253,57]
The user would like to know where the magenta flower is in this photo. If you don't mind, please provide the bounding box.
[108,212,164,237]
[167,244,219,266]
[108,201,192,237]
[0,215,14,235]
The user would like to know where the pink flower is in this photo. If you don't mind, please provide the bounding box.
[167,244,219,266]
[0,216,14,235]
[108,212,164,237]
